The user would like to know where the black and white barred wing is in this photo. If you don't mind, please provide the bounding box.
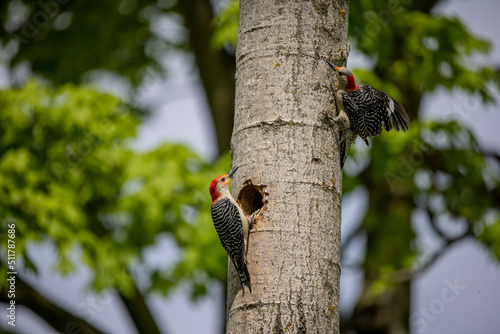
[211,198,245,271]
[343,84,410,142]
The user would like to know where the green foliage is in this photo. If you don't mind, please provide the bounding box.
[478,215,500,261]
[119,147,231,297]
[1,0,498,321]
[211,0,239,50]
[344,120,500,269]
[0,0,178,85]
[0,80,228,298]
[349,0,499,101]
[346,1,500,280]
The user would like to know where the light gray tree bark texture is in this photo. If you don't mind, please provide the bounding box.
[228,0,349,332]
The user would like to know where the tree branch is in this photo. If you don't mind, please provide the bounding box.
[425,208,447,239]
[118,284,162,334]
[0,274,104,334]
[395,226,475,282]
[414,228,474,276]
[83,205,163,334]
[342,224,474,282]
[482,150,500,164]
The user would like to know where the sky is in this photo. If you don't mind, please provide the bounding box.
[2,1,500,334]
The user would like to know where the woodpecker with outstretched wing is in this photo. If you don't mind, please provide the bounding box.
[325,61,410,168]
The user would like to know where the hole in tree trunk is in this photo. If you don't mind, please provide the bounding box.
[237,182,264,216]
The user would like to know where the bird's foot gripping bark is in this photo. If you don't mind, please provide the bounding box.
[249,208,261,229]
[319,111,336,128]
[327,109,349,145]
[333,110,350,133]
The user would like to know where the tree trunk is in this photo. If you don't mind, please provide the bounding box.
[227,0,349,332]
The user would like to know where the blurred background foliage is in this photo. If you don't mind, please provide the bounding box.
[0,0,499,333]
[0,79,230,332]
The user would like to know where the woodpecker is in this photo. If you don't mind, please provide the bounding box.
[209,166,251,293]
[325,61,410,168]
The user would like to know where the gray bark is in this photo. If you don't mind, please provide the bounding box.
[227,0,349,332]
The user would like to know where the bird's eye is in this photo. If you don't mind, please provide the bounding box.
[220,177,226,182]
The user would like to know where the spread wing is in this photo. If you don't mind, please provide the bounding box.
[343,84,410,141]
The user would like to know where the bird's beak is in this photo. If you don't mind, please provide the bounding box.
[227,165,239,179]
[325,60,341,79]
[325,60,338,71]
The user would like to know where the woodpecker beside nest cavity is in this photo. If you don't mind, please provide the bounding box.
[209,166,252,293]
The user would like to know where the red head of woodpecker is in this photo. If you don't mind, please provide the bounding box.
[209,165,239,203]
[325,60,358,91]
